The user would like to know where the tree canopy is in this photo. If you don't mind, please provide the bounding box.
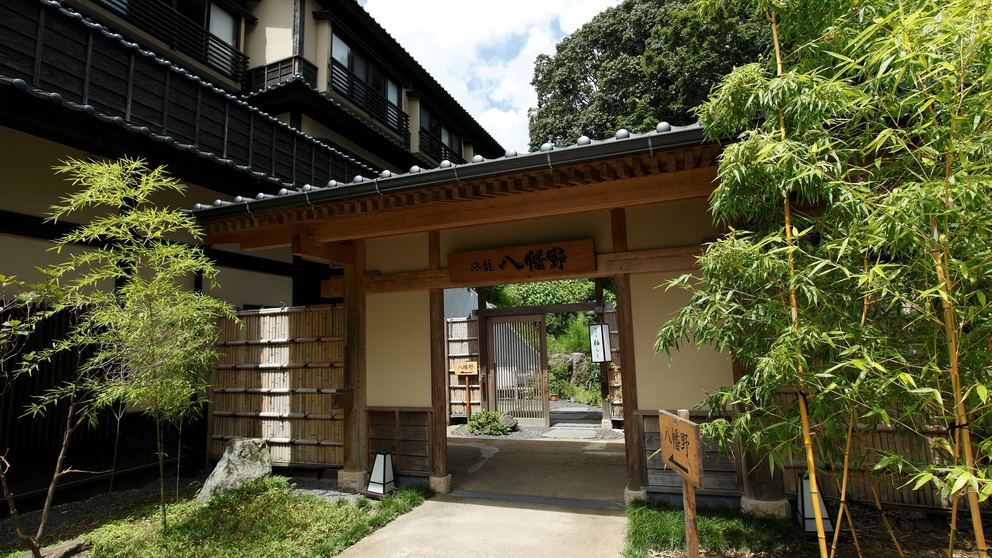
[527,0,770,151]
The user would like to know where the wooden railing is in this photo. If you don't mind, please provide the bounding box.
[93,0,248,84]
[248,56,319,92]
[0,0,373,188]
[419,129,466,165]
[329,59,409,142]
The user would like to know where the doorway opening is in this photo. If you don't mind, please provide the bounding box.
[443,279,623,431]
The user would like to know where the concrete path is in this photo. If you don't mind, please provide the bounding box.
[337,433,629,558]
[335,494,626,558]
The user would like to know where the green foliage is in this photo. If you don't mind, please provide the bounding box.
[623,500,801,557]
[528,0,770,151]
[657,0,992,540]
[466,410,515,436]
[547,312,594,354]
[77,477,427,558]
[32,158,239,530]
[488,280,601,338]
[548,360,571,398]
[0,273,60,391]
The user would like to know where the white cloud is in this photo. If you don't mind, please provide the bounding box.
[360,0,621,154]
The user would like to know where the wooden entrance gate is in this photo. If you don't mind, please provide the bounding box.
[489,315,548,427]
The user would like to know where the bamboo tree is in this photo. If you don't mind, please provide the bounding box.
[44,157,237,530]
[660,1,990,555]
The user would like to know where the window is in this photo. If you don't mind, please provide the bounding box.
[420,107,462,162]
[209,3,238,48]
[331,33,399,108]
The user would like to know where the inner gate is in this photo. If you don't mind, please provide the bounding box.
[488,314,549,427]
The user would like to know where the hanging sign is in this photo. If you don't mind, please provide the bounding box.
[589,322,612,363]
[448,239,596,284]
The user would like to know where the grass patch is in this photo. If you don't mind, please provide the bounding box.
[623,500,802,557]
[5,477,427,558]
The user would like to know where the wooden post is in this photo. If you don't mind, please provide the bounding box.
[478,287,492,411]
[463,375,471,419]
[343,240,367,474]
[428,231,448,480]
[679,410,700,558]
[613,208,645,491]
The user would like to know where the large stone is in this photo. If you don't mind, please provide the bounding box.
[498,412,518,431]
[741,496,792,519]
[196,438,271,504]
[17,539,90,558]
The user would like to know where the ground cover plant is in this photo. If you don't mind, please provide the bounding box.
[623,500,801,557]
[466,410,516,436]
[1,477,428,558]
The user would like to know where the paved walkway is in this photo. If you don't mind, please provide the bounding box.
[337,418,629,558]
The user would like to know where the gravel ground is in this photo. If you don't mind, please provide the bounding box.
[449,400,624,440]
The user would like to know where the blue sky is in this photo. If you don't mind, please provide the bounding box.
[358,0,622,154]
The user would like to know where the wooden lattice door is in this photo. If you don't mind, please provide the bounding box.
[488,314,548,427]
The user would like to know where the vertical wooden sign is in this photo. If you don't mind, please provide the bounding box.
[659,409,703,558]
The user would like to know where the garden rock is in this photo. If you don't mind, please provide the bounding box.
[17,539,90,558]
[499,413,518,431]
[196,438,271,504]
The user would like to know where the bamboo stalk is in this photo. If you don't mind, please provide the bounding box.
[870,484,905,558]
[769,4,828,552]
[831,413,862,558]
[931,216,988,558]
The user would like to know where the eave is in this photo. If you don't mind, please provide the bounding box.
[191,124,722,250]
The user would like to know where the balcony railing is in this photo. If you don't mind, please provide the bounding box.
[248,56,318,92]
[94,0,248,84]
[419,130,466,165]
[329,59,409,142]
[0,0,373,188]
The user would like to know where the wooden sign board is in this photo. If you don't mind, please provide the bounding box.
[659,410,703,488]
[454,362,478,376]
[448,239,596,284]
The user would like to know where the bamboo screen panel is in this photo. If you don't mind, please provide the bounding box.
[605,307,623,420]
[210,305,346,467]
[774,391,950,509]
[446,318,481,419]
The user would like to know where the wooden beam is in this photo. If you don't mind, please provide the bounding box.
[363,246,702,293]
[292,234,355,266]
[204,166,718,248]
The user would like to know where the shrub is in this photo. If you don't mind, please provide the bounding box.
[466,411,515,436]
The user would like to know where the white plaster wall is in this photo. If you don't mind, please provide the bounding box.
[204,267,293,309]
[626,198,718,251]
[246,0,294,65]
[366,233,429,274]
[630,271,733,411]
[366,291,432,407]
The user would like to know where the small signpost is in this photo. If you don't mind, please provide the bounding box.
[454,362,478,419]
[659,409,703,558]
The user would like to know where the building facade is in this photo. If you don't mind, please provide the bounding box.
[0,0,502,502]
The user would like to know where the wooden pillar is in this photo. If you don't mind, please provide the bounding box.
[596,279,611,426]
[339,240,368,489]
[477,286,492,411]
[613,208,646,493]
[428,231,450,491]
